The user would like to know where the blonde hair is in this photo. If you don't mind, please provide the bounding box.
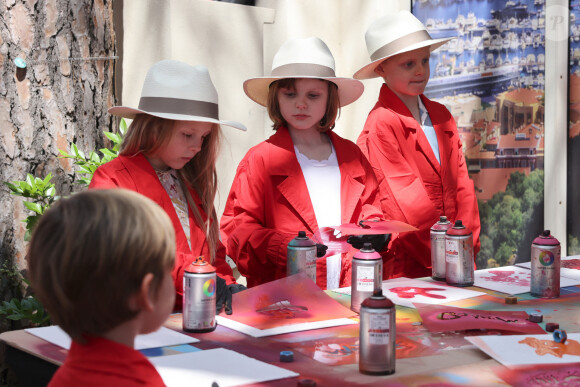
[27,189,175,342]
[267,78,340,132]
[120,114,221,263]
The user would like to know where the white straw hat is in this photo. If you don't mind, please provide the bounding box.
[109,60,246,131]
[354,10,454,80]
[244,37,364,107]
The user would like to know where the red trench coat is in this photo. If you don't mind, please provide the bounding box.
[357,84,481,278]
[89,154,235,309]
[220,127,384,289]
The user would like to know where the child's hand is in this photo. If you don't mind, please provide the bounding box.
[216,277,246,315]
[346,234,391,252]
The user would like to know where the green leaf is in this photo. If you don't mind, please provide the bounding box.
[23,202,43,214]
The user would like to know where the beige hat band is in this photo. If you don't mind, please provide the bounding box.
[138,96,219,120]
[370,30,433,61]
[271,63,336,78]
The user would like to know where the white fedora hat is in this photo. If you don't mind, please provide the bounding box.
[244,37,364,107]
[109,60,246,131]
[354,10,454,80]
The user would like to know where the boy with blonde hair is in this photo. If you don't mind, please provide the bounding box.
[27,189,175,386]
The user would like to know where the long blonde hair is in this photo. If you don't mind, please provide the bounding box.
[120,114,221,263]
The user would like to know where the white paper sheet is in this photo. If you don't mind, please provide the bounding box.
[151,348,299,387]
[216,316,356,338]
[334,278,485,308]
[25,325,198,350]
[474,265,580,294]
[516,255,580,281]
[466,333,580,367]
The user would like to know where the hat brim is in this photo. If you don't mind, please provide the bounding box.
[354,37,454,80]
[243,76,364,107]
[108,106,247,131]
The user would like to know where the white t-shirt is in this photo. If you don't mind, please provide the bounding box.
[295,142,342,289]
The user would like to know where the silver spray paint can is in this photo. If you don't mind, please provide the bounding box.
[430,216,453,281]
[531,230,561,298]
[359,289,396,375]
[287,231,317,282]
[351,242,383,314]
[183,256,217,333]
[445,220,474,287]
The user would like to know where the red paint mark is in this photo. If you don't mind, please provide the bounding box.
[519,337,580,358]
[482,270,529,286]
[563,259,580,270]
[389,287,447,299]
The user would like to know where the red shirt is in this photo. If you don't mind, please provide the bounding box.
[49,337,165,387]
[221,127,384,288]
[357,84,481,278]
[89,154,235,309]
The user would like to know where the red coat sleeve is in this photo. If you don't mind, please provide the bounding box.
[220,155,290,287]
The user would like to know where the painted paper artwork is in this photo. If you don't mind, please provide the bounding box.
[335,278,485,308]
[330,220,418,236]
[466,333,580,367]
[383,278,485,308]
[222,273,356,330]
[517,255,580,281]
[289,334,436,366]
[494,362,580,387]
[414,303,545,334]
[474,266,580,294]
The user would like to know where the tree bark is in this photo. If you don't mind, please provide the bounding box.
[0,0,116,305]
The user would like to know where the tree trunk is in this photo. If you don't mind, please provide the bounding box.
[0,0,116,313]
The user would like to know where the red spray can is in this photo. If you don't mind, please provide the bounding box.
[351,242,383,313]
[531,230,561,298]
[183,257,216,332]
[430,216,453,281]
[445,220,474,287]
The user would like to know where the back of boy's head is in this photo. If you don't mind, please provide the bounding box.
[27,189,175,342]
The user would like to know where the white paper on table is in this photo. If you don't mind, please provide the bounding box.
[25,325,198,350]
[378,278,485,308]
[466,333,580,367]
[216,316,356,338]
[151,348,299,387]
[474,265,580,294]
[516,255,580,281]
[332,276,411,296]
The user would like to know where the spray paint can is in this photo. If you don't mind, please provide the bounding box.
[359,289,396,375]
[430,216,453,281]
[287,231,317,282]
[445,220,474,287]
[531,230,561,298]
[183,256,217,333]
[351,242,383,314]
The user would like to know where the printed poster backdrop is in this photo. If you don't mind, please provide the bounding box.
[569,0,580,256]
[412,0,546,269]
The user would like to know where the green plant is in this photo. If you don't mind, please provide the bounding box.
[4,174,57,241]
[59,119,127,185]
[2,120,126,329]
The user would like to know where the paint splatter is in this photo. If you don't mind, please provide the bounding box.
[481,270,530,286]
[389,287,447,299]
[518,337,580,358]
[563,259,580,270]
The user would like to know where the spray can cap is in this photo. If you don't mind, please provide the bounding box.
[361,288,394,308]
[288,231,315,247]
[354,243,382,259]
[533,230,560,246]
[446,219,472,236]
[185,256,216,274]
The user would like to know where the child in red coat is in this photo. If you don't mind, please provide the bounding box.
[221,37,387,290]
[90,60,246,312]
[27,189,175,386]
[354,11,481,278]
